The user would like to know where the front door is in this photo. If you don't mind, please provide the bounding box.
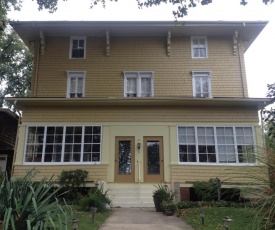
[143,137,164,183]
[114,137,135,183]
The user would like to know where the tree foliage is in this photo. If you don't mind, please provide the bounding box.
[0,27,33,107]
[263,83,275,140]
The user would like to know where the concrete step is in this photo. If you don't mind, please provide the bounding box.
[107,183,156,207]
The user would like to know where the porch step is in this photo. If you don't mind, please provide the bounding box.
[107,183,156,208]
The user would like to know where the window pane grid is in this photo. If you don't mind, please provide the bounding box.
[25,126,101,163]
[124,72,153,97]
[71,39,85,58]
[192,37,207,58]
[178,126,255,164]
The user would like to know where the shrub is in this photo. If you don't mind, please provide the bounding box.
[58,169,89,203]
[79,185,112,212]
[193,178,217,201]
[0,169,72,230]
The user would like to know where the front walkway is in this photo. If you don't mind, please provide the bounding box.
[99,207,194,230]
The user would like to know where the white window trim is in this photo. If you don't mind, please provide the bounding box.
[66,71,86,98]
[23,125,102,165]
[69,36,86,59]
[177,125,257,166]
[191,70,212,98]
[191,36,208,59]
[123,71,154,97]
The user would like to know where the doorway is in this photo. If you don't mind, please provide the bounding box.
[114,137,135,182]
[143,137,164,183]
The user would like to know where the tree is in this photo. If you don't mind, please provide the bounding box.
[0,27,33,107]
[263,83,275,140]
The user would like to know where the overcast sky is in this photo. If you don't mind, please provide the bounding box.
[7,0,275,98]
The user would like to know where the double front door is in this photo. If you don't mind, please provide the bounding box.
[114,136,163,183]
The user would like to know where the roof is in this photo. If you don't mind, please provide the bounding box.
[4,97,271,110]
[0,108,18,120]
[11,20,268,52]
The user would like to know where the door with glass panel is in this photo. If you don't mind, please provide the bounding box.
[115,137,135,183]
[143,137,164,183]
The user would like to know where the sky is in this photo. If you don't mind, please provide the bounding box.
[7,0,275,98]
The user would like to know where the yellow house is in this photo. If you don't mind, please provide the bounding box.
[6,21,270,207]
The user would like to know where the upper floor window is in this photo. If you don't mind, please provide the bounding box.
[123,71,154,97]
[24,125,102,164]
[191,36,208,58]
[191,71,211,98]
[67,71,86,98]
[70,36,86,59]
[178,126,256,164]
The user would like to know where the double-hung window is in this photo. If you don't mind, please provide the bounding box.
[67,71,86,98]
[124,71,154,97]
[25,125,101,164]
[191,36,208,58]
[191,71,211,98]
[70,36,86,59]
[178,126,256,164]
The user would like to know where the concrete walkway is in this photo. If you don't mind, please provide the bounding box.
[99,207,194,230]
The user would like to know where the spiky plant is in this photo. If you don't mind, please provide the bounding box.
[0,170,72,230]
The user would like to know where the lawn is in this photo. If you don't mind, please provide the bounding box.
[71,208,112,230]
[180,207,256,230]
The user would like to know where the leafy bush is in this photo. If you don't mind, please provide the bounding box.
[79,185,112,212]
[58,169,89,203]
[0,169,72,230]
[153,184,177,202]
[193,178,217,201]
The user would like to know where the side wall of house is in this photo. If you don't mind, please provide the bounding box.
[13,105,262,184]
[33,36,248,98]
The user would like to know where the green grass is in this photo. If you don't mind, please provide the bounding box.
[71,207,112,230]
[180,207,256,230]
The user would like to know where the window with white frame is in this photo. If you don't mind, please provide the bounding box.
[25,125,101,163]
[67,71,85,98]
[191,71,211,98]
[124,71,154,97]
[178,126,256,164]
[70,36,86,59]
[191,36,208,58]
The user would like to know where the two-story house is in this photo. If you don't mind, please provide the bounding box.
[6,21,270,207]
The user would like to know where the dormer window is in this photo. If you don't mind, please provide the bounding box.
[67,71,86,98]
[124,71,154,97]
[70,36,86,59]
[191,71,211,98]
[191,36,208,58]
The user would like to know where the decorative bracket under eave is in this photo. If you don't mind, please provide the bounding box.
[233,30,238,56]
[167,31,171,57]
[40,31,45,55]
[106,31,110,56]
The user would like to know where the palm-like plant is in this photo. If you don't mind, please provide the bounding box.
[0,170,72,230]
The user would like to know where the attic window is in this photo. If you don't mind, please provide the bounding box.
[191,36,208,58]
[70,36,86,59]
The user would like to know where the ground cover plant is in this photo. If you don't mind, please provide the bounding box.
[72,207,112,230]
[180,207,256,230]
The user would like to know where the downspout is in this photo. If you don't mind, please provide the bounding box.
[11,101,21,177]
[238,40,246,97]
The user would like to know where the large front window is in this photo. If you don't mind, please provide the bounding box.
[25,125,101,164]
[124,71,154,97]
[178,126,255,164]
